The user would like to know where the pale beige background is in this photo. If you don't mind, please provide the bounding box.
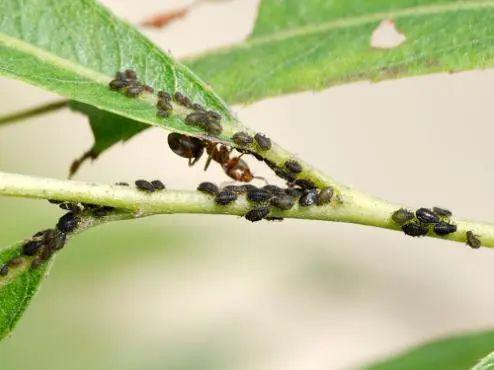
[2,1,494,369]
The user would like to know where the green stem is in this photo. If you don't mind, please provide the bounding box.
[0,100,69,126]
[0,170,493,248]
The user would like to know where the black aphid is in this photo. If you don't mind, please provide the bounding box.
[192,103,205,111]
[56,212,80,233]
[402,221,429,237]
[135,179,155,192]
[294,178,316,190]
[157,99,173,111]
[232,132,254,146]
[245,207,270,222]
[197,182,219,196]
[151,180,166,191]
[0,264,9,276]
[416,208,440,224]
[174,92,192,108]
[391,208,415,225]
[433,207,452,217]
[115,182,129,186]
[185,112,209,127]
[299,189,318,206]
[206,110,221,122]
[158,91,171,101]
[205,120,223,136]
[143,85,154,93]
[284,160,303,174]
[22,240,43,256]
[466,230,481,249]
[109,79,127,90]
[92,206,115,218]
[215,190,237,205]
[433,222,457,236]
[157,109,170,118]
[126,84,144,97]
[247,189,272,203]
[262,185,285,195]
[222,185,246,194]
[254,133,272,150]
[270,194,295,210]
[285,188,303,198]
[124,69,137,80]
[317,187,334,206]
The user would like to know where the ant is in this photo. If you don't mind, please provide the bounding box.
[167,133,263,183]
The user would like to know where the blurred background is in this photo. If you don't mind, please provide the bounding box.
[2,0,494,369]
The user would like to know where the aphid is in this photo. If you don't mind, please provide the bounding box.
[270,194,295,210]
[92,206,114,218]
[416,208,440,224]
[215,190,237,205]
[285,188,303,198]
[284,160,303,174]
[158,91,171,101]
[433,207,452,218]
[124,69,137,80]
[157,99,173,111]
[48,199,63,204]
[466,230,481,249]
[245,207,270,222]
[56,212,80,233]
[135,179,155,192]
[185,111,209,127]
[317,187,334,205]
[59,202,82,212]
[391,208,415,225]
[157,109,170,118]
[433,222,457,236]
[222,185,246,194]
[168,133,204,166]
[299,189,318,206]
[402,221,429,237]
[109,79,127,90]
[126,84,144,97]
[115,182,129,186]
[197,182,219,196]
[143,84,154,93]
[262,185,285,195]
[206,110,221,122]
[205,120,223,136]
[232,132,254,146]
[254,133,272,150]
[151,180,166,191]
[0,264,9,276]
[192,103,205,111]
[22,240,43,256]
[174,92,192,108]
[293,178,316,190]
[247,189,272,202]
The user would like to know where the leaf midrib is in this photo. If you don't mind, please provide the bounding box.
[185,0,494,58]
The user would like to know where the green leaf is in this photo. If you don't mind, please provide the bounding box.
[472,350,494,370]
[186,0,494,104]
[0,0,240,144]
[0,241,51,341]
[362,329,494,370]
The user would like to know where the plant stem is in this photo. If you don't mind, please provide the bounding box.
[0,100,69,126]
[0,170,493,248]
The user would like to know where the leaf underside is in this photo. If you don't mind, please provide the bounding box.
[0,242,50,341]
[362,329,494,370]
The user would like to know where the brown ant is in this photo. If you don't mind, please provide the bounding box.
[167,133,263,183]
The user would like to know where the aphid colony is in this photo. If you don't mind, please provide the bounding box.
[392,207,481,248]
[197,181,334,222]
[109,69,224,136]
[0,201,116,277]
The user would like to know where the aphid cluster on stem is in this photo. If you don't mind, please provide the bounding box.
[108,69,153,98]
[392,206,457,239]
